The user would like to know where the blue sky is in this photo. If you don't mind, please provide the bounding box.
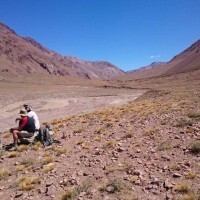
[0,0,200,71]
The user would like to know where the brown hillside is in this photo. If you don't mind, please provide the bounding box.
[165,39,200,75]
[0,22,125,80]
[119,39,200,81]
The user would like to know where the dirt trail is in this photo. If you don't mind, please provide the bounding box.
[0,85,145,131]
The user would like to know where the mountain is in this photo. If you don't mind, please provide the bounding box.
[164,39,200,75]
[123,39,200,80]
[128,62,167,73]
[125,62,167,79]
[0,21,125,80]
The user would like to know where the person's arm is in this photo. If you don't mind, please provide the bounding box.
[15,116,22,123]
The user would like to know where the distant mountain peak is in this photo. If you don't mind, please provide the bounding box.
[128,62,166,73]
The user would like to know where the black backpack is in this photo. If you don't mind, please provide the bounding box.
[35,125,59,147]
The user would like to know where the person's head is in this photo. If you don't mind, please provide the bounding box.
[23,104,31,112]
[19,109,28,118]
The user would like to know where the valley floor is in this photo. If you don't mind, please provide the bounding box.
[0,73,199,200]
[0,81,145,132]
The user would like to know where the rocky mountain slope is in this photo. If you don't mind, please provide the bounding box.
[122,40,200,80]
[165,39,200,75]
[0,22,125,80]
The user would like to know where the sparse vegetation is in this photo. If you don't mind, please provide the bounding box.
[145,128,159,135]
[3,131,10,138]
[17,144,29,152]
[73,126,84,134]
[104,140,117,149]
[31,141,42,151]
[0,168,10,180]
[174,182,190,194]
[20,158,34,167]
[42,155,54,165]
[189,140,200,154]
[123,131,134,139]
[158,140,171,151]
[7,151,20,158]
[18,176,41,191]
[187,111,200,120]
[61,180,92,200]
[1,68,200,200]
[54,147,67,155]
[81,142,90,149]
[186,171,197,179]
[16,165,26,171]
[100,179,122,193]
[130,175,138,184]
[43,162,56,173]
[175,118,193,127]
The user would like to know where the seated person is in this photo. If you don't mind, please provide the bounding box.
[10,109,36,149]
[15,104,40,131]
[23,104,40,131]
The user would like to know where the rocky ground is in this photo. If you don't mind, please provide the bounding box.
[0,80,200,200]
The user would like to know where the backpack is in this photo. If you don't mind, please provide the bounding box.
[35,125,59,147]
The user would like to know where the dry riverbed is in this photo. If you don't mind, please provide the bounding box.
[0,82,145,131]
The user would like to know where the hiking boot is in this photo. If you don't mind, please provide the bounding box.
[9,144,18,151]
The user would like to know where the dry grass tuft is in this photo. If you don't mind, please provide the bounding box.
[145,129,159,135]
[61,180,92,200]
[43,162,56,173]
[100,179,122,193]
[16,165,26,171]
[104,140,117,149]
[7,151,20,158]
[76,140,84,145]
[133,139,142,147]
[73,126,84,134]
[31,141,42,151]
[187,111,200,120]
[81,142,90,149]
[123,131,134,139]
[17,145,29,152]
[61,188,74,200]
[94,127,104,135]
[18,176,41,191]
[170,164,180,171]
[53,147,67,156]
[42,155,54,165]
[130,175,138,184]
[174,182,190,194]
[158,140,172,151]
[0,150,4,157]
[0,168,10,180]
[189,140,200,154]
[3,131,11,138]
[93,136,101,141]
[175,118,193,127]
[20,158,35,167]
[186,171,197,179]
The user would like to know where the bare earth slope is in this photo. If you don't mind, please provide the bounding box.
[0,21,125,80]
[0,69,199,200]
[121,39,200,80]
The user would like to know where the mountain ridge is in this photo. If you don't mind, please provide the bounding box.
[120,39,200,80]
[0,21,125,80]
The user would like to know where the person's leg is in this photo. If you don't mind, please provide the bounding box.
[12,130,20,145]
